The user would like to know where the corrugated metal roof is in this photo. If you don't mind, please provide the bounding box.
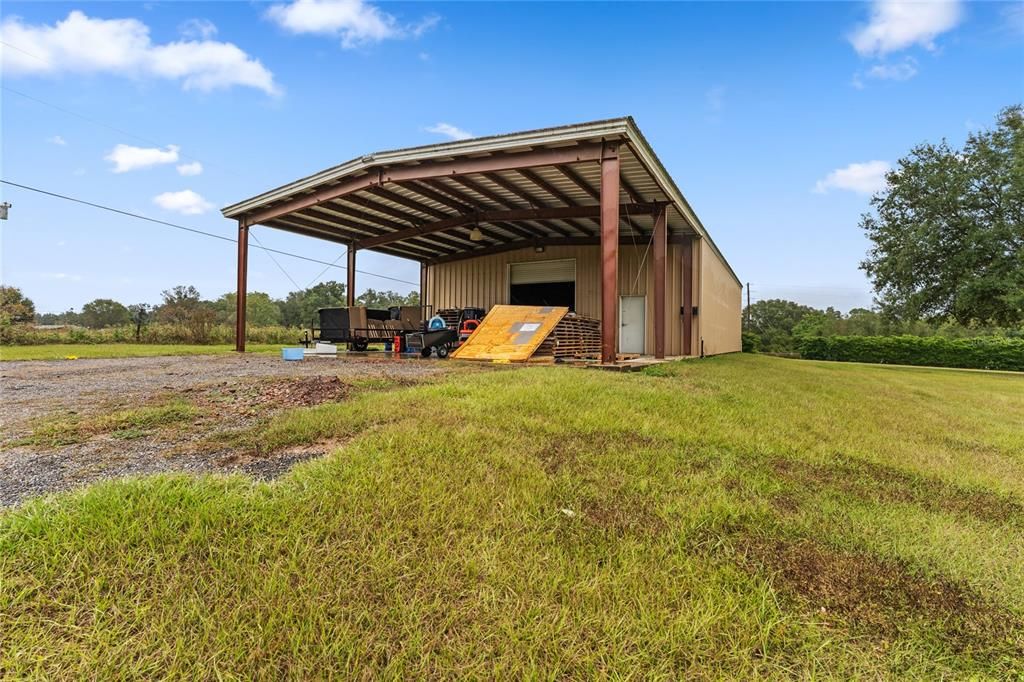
[222,117,739,285]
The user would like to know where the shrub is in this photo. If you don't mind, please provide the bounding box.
[0,323,301,346]
[798,335,1024,372]
[741,332,761,353]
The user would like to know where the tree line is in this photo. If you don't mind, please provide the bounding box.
[741,299,1020,354]
[2,282,419,331]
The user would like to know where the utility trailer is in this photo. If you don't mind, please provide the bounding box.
[309,305,428,351]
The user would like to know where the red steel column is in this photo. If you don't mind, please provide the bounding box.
[420,262,428,308]
[346,244,356,307]
[235,220,249,352]
[682,236,694,356]
[600,144,620,364]
[653,205,667,359]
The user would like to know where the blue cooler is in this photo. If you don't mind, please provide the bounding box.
[281,347,304,361]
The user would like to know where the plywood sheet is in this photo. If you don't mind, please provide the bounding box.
[451,305,568,362]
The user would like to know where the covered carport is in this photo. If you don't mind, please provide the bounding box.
[222,117,741,362]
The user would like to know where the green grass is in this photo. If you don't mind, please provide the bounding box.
[18,400,201,447]
[2,355,1022,678]
[0,343,284,361]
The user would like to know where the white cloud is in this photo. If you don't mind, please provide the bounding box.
[854,56,919,87]
[47,135,66,145]
[0,11,279,95]
[814,160,891,195]
[179,18,217,40]
[153,189,213,215]
[426,122,472,141]
[40,272,82,281]
[849,0,962,57]
[867,57,918,81]
[105,144,179,173]
[176,161,203,176]
[266,0,439,49]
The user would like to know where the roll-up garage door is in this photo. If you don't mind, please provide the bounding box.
[509,259,576,285]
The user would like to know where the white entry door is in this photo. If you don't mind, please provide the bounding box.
[619,296,645,354]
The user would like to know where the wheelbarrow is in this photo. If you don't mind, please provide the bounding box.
[406,328,459,358]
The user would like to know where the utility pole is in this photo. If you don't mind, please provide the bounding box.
[745,282,751,328]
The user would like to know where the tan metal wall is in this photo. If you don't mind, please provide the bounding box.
[426,244,699,356]
[697,239,742,355]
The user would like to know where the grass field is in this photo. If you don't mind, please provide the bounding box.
[2,355,1022,678]
[0,343,283,361]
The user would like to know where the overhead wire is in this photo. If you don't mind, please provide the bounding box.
[0,180,419,286]
[0,61,417,289]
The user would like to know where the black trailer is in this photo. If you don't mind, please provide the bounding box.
[311,305,428,351]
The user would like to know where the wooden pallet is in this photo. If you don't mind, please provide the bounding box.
[533,314,603,359]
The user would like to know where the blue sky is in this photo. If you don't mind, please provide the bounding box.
[2,0,1021,314]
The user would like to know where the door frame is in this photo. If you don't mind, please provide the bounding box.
[618,295,646,354]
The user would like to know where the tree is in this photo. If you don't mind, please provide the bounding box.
[155,285,215,342]
[743,299,821,352]
[128,303,151,342]
[356,288,420,308]
[155,285,205,324]
[0,285,35,324]
[279,281,346,328]
[860,105,1024,325]
[80,298,131,329]
[214,292,283,326]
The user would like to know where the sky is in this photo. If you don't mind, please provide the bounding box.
[1,0,1022,314]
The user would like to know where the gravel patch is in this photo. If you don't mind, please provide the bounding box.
[0,353,469,508]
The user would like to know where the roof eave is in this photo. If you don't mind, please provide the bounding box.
[221,117,633,218]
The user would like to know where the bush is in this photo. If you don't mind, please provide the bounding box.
[0,323,300,346]
[798,335,1024,372]
[742,331,761,353]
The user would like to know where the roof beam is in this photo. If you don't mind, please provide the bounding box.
[270,216,442,260]
[413,178,565,238]
[514,168,595,236]
[241,141,606,227]
[442,174,581,237]
[620,177,645,204]
[426,234,691,265]
[336,193,425,226]
[365,186,451,221]
[295,208,459,255]
[400,180,476,214]
[292,206,460,254]
[446,175,517,209]
[555,164,600,201]
[355,202,665,249]
[264,219,431,261]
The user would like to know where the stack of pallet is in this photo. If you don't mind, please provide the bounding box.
[533,314,603,359]
[437,309,463,329]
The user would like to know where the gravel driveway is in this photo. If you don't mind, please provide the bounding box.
[1,353,463,508]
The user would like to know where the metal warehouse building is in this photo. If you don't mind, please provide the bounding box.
[223,118,742,362]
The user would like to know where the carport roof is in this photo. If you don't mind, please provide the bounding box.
[222,117,738,284]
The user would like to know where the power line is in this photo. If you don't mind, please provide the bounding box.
[0,180,419,286]
[249,228,303,292]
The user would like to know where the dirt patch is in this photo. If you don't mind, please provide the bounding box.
[579,495,666,537]
[739,536,1024,660]
[190,375,350,416]
[536,430,664,475]
[0,354,474,508]
[771,455,1024,527]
